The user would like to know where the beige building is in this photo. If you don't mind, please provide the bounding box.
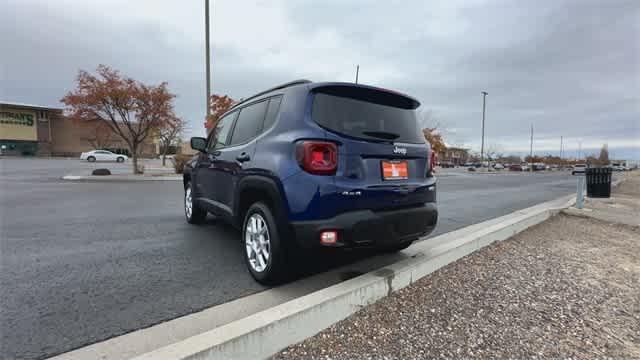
[438,146,470,166]
[1,101,158,157]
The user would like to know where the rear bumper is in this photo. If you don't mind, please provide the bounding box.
[290,203,438,249]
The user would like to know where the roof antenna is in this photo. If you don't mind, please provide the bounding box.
[355,64,359,84]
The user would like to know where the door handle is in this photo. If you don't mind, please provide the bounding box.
[236,152,251,163]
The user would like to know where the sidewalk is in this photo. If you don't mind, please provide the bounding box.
[565,172,640,226]
[62,158,182,181]
[275,174,640,359]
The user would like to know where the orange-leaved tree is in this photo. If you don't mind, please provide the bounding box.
[82,120,114,149]
[423,128,446,155]
[61,65,176,174]
[205,94,236,132]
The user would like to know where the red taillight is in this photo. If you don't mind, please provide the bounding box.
[428,150,437,176]
[296,141,338,175]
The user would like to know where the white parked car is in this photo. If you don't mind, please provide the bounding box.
[611,163,626,171]
[80,150,128,163]
[493,163,505,170]
[572,164,586,175]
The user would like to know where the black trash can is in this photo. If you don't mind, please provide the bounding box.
[586,167,612,198]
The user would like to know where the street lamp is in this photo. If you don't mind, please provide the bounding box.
[205,0,212,119]
[480,91,488,167]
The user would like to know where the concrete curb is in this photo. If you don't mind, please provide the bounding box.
[61,174,182,182]
[132,195,576,360]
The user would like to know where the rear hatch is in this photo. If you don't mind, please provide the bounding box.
[310,84,433,213]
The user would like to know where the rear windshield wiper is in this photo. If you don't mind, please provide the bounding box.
[362,131,400,140]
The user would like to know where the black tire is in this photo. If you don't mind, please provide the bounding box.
[184,182,207,224]
[242,202,287,284]
[87,156,96,162]
[381,240,414,253]
[117,157,125,163]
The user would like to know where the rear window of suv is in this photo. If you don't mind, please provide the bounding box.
[311,86,424,144]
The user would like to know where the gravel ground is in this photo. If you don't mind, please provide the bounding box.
[274,213,640,359]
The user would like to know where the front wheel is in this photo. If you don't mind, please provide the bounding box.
[243,202,287,284]
[184,182,207,224]
[116,157,125,163]
[87,156,96,162]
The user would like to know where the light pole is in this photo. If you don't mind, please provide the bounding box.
[529,124,534,171]
[480,91,488,167]
[578,140,582,160]
[205,0,212,119]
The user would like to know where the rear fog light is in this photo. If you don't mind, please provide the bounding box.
[320,231,338,245]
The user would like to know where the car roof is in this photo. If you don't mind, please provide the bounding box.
[222,80,421,118]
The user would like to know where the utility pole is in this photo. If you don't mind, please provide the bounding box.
[205,0,212,119]
[480,91,488,167]
[355,65,359,84]
[578,140,582,160]
[529,124,534,170]
[560,136,563,161]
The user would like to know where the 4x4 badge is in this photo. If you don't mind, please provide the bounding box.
[393,146,407,155]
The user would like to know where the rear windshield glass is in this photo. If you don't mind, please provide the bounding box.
[312,91,424,144]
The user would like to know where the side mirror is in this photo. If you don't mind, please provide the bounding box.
[190,137,207,152]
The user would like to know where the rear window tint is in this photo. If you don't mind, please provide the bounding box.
[312,91,424,144]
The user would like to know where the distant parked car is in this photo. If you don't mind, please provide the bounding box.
[509,164,523,171]
[611,163,626,171]
[532,163,546,171]
[493,163,504,170]
[80,150,128,163]
[572,164,586,175]
[464,162,474,167]
[439,161,455,168]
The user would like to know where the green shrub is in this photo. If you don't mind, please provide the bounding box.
[92,168,111,176]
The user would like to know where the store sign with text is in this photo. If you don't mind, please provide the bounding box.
[0,111,35,126]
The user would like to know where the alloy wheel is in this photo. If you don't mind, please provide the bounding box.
[245,213,271,273]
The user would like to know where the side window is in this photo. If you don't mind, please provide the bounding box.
[208,112,237,150]
[229,100,268,146]
[260,96,282,133]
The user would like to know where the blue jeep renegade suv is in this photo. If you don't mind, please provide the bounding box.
[184,80,438,284]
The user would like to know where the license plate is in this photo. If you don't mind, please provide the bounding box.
[382,160,408,180]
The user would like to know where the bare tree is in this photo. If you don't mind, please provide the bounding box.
[598,143,609,164]
[159,117,186,166]
[484,144,504,161]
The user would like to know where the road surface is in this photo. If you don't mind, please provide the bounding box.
[1,159,582,359]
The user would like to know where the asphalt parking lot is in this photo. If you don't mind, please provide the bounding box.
[1,158,583,359]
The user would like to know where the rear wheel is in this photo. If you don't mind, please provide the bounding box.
[87,156,96,162]
[243,202,287,284]
[184,182,207,224]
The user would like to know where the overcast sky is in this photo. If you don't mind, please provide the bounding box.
[2,0,638,159]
